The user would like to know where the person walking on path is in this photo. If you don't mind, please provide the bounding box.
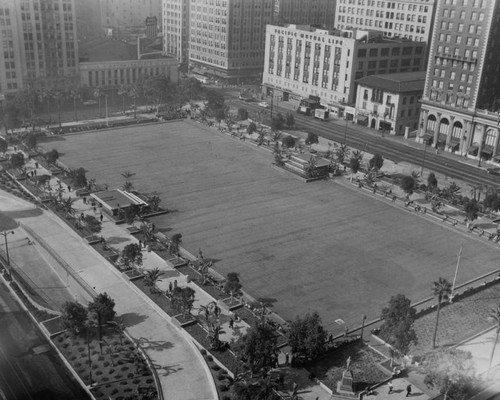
[406,384,412,397]
[388,381,393,394]
[100,213,103,222]
[229,317,234,330]
[285,353,289,366]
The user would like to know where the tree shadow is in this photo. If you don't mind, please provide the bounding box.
[135,337,174,351]
[119,312,148,327]
[39,136,67,143]
[157,227,172,233]
[106,236,130,244]
[256,297,277,307]
[153,363,183,376]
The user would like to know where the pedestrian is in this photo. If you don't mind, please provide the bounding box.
[174,280,177,288]
[406,384,412,397]
[93,205,97,213]
[83,197,87,204]
[229,317,234,329]
[100,213,103,222]
[35,162,39,168]
[388,381,393,394]
[67,185,71,192]
[169,281,173,293]
[285,353,289,366]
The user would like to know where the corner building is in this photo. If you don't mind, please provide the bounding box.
[0,0,79,95]
[335,0,436,44]
[188,0,274,83]
[418,0,500,163]
[262,24,426,118]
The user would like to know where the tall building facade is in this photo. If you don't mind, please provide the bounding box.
[262,24,426,118]
[335,0,436,43]
[0,0,79,95]
[188,0,275,82]
[275,0,335,28]
[419,0,500,162]
[163,0,190,65]
[100,0,162,28]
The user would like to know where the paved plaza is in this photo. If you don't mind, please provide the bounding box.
[40,120,500,334]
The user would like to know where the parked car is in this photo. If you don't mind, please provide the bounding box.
[258,102,269,108]
[83,100,97,105]
[487,167,500,176]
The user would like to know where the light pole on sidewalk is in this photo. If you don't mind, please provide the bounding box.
[1,230,14,271]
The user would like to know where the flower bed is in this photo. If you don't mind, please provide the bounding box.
[53,330,158,400]
[183,322,239,373]
[306,341,390,392]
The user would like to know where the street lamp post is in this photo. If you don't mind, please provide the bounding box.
[1,230,15,271]
[360,315,367,346]
[420,142,428,176]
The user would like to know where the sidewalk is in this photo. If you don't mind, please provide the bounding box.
[1,161,216,400]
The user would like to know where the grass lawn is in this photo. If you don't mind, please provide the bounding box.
[39,121,500,336]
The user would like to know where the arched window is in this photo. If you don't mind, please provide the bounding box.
[485,129,497,147]
[426,114,436,131]
[439,118,450,136]
[451,121,463,138]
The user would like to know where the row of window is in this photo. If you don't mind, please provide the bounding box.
[358,46,423,57]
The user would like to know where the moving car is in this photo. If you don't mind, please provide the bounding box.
[83,100,98,105]
[258,102,269,108]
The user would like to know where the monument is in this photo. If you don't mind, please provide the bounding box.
[336,356,356,396]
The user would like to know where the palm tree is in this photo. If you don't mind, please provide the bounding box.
[432,277,452,348]
[488,303,500,378]
[144,267,162,294]
[198,301,221,329]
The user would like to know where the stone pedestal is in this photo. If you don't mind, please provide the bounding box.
[337,369,355,395]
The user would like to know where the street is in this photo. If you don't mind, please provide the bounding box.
[226,92,500,188]
[0,282,89,400]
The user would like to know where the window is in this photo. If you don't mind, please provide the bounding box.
[391,47,400,56]
[358,49,367,57]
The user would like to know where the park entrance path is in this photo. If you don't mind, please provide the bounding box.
[1,190,216,400]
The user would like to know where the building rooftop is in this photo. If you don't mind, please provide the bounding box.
[356,71,426,93]
[79,38,137,62]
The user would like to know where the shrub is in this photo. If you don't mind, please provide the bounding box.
[111,389,118,395]
[121,366,129,371]
[282,135,296,148]
[212,364,221,371]
[207,355,213,362]
[95,371,103,376]
[218,372,226,380]
[146,378,153,384]
[127,373,134,378]
[220,384,229,392]
[109,368,115,374]
[103,361,110,367]
[200,349,207,355]
[133,379,140,384]
[222,396,231,400]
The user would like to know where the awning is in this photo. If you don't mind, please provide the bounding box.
[494,153,500,162]
[468,144,479,154]
[449,137,460,145]
[357,114,368,122]
[482,146,494,156]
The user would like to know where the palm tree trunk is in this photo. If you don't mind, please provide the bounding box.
[488,330,499,378]
[122,96,125,114]
[73,97,77,121]
[432,300,442,348]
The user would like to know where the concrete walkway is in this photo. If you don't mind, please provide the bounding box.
[1,164,216,399]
